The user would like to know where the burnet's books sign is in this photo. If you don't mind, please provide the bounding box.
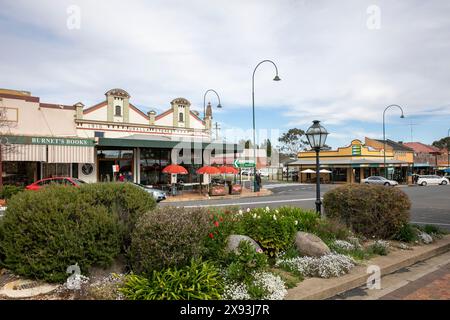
[4,135,95,147]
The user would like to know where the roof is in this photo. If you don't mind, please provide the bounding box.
[403,142,442,154]
[375,139,413,152]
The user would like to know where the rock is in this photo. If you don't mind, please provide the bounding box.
[295,231,331,257]
[226,235,261,253]
[419,232,433,244]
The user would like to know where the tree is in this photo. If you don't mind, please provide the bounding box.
[266,139,272,158]
[278,128,308,157]
[432,137,450,150]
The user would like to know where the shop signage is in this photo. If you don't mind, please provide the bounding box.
[233,159,256,168]
[3,135,95,147]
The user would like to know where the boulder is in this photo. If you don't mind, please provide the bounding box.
[295,231,331,257]
[419,232,433,244]
[226,235,261,253]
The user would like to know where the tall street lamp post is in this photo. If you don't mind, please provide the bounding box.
[305,120,329,216]
[383,105,405,179]
[447,128,450,170]
[203,89,222,119]
[252,60,281,192]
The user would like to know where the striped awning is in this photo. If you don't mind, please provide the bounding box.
[48,145,94,163]
[1,144,47,162]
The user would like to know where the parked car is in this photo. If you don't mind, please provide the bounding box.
[25,177,86,190]
[131,183,166,202]
[258,169,270,177]
[240,169,254,176]
[361,176,398,186]
[417,175,449,186]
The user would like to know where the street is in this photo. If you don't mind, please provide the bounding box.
[161,183,450,231]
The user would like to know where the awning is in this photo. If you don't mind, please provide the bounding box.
[48,145,94,164]
[1,144,47,162]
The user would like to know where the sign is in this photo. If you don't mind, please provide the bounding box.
[3,135,95,147]
[112,165,120,173]
[234,159,256,168]
[352,145,362,156]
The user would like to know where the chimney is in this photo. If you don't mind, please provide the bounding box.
[74,102,84,120]
[148,110,156,125]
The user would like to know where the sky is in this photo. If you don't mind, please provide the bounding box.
[0,0,449,148]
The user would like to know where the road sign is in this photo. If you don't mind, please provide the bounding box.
[233,159,256,168]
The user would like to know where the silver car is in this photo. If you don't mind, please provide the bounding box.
[362,176,398,186]
[132,183,166,202]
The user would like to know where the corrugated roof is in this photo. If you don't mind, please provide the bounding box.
[403,142,441,153]
[375,139,414,152]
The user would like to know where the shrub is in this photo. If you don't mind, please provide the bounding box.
[224,241,268,283]
[239,207,297,257]
[119,260,224,300]
[393,223,419,243]
[323,184,411,239]
[416,224,447,236]
[129,207,211,273]
[313,218,351,243]
[0,186,122,282]
[368,240,390,256]
[78,182,156,245]
[0,185,24,200]
[276,207,320,233]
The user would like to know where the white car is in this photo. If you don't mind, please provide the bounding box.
[361,176,398,186]
[417,175,449,186]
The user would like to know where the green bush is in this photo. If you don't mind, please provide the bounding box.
[129,207,211,273]
[393,223,419,243]
[239,207,297,257]
[416,224,447,236]
[323,184,411,239]
[224,241,268,283]
[0,186,122,282]
[276,207,320,233]
[78,182,156,245]
[0,185,24,200]
[313,218,352,244]
[368,240,390,256]
[119,260,224,300]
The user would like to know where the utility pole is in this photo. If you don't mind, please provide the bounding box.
[214,122,221,141]
[407,122,419,142]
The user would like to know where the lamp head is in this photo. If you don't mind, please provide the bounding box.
[400,114,405,119]
[273,75,281,81]
[217,104,222,109]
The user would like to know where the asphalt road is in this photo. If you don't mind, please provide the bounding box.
[161,182,450,231]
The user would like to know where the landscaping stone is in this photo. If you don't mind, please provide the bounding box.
[295,231,331,257]
[226,235,261,253]
[419,232,433,244]
[0,279,59,298]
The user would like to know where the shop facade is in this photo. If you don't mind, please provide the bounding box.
[291,139,412,184]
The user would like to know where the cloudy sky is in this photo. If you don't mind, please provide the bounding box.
[1,0,449,148]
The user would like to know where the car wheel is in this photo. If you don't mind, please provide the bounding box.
[441,180,448,185]
[384,182,390,186]
[421,182,427,186]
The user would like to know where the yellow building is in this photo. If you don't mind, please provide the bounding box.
[289,139,412,184]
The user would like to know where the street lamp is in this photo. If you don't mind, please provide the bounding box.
[305,120,329,216]
[252,60,281,192]
[447,128,450,170]
[383,105,405,179]
[203,89,222,119]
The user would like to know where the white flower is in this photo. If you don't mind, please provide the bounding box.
[265,206,270,212]
[252,272,287,300]
[238,209,243,216]
[223,282,251,300]
[333,240,355,251]
[419,232,433,244]
[294,220,298,226]
[275,209,279,214]
[246,208,251,213]
[253,213,257,219]
[273,215,277,221]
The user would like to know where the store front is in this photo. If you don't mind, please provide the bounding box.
[1,135,95,186]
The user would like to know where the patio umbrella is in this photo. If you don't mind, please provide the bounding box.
[301,169,316,173]
[218,166,239,174]
[196,166,221,175]
[162,164,188,174]
[319,169,332,173]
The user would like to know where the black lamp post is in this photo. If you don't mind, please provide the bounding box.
[252,60,281,192]
[383,105,405,179]
[306,120,329,216]
[203,89,222,119]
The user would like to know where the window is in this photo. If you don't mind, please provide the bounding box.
[179,112,184,122]
[115,105,122,116]
[94,131,104,138]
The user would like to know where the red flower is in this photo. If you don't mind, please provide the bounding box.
[214,221,220,227]
[219,217,223,222]
[208,233,214,239]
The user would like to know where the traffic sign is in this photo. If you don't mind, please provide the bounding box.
[233,159,256,168]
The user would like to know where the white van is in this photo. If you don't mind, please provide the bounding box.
[417,175,449,186]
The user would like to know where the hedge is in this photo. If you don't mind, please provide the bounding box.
[323,184,411,239]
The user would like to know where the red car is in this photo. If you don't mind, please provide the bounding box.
[25,177,86,190]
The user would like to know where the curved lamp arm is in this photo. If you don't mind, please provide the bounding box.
[382,104,405,178]
[203,89,222,118]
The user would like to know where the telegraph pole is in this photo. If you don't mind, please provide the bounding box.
[214,122,221,141]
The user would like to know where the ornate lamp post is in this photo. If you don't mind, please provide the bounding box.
[383,105,405,179]
[305,120,329,216]
[252,60,281,192]
[203,89,222,119]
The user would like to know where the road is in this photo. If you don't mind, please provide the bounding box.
[161,182,450,231]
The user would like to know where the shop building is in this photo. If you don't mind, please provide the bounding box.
[403,142,448,174]
[0,88,239,186]
[289,139,412,184]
